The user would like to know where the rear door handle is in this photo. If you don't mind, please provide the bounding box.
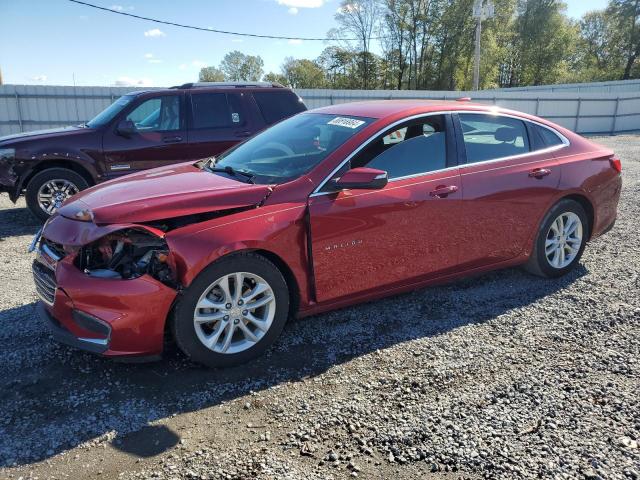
[162,135,183,143]
[429,185,459,198]
[235,131,252,138]
[529,168,551,179]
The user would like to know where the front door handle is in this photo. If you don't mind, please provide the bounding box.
[529,168,551,179]
[162,135,183,143]
[429,185,459,198]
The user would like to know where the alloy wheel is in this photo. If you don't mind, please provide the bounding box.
[545,211,583,269]
[193,272,276,354]
[37,179,79,215]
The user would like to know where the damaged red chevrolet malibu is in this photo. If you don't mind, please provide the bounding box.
[31,100,622,368]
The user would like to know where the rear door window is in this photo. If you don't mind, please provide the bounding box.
[459,114,530,163]
[253,91,306,124]
[190,93,246,129]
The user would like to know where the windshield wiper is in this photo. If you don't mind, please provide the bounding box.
[206,165,255,184]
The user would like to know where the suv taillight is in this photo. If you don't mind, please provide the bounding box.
[610,156,622,174]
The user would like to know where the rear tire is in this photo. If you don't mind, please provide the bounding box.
[25,168,89,221]
[172,253,289,368]
[524,199,588,278]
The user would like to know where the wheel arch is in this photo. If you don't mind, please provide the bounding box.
[20,159,96,192]
[560,193,594,239]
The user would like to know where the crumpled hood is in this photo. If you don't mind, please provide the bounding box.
[57,162,272,224]
[0,125,87,145]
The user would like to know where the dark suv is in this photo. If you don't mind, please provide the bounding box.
[0,82,307,220]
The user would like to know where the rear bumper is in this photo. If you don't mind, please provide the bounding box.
[37,258,177,359]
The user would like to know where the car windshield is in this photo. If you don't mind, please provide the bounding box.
[209,113,374,184]
[86,95,136,128]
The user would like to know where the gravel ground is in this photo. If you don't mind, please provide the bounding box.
[0,135,638,480]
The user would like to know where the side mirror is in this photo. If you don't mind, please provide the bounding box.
[116,119,136,138]
[333,167,388,190]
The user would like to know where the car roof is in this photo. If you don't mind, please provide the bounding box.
[127,82,292,96]
[310,99,501,119]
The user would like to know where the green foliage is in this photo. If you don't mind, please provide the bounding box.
[220,51,264,81]
[198,66,225,82]
[199,0,639,90]
[281,58,327,88]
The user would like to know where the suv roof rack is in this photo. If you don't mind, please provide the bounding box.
[170,81,285,89]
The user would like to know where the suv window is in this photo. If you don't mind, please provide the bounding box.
[348,115,448,180]
[459,113,530,163]
[126,96,181,132]
[253,91,305,124]
[190,93,246,129]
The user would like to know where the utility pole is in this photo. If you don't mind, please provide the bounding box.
[472,0,494,91]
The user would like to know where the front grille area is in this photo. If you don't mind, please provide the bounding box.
[42,238,65,259]
[32,260,57,305]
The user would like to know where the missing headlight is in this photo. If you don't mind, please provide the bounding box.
[77,229,176,287]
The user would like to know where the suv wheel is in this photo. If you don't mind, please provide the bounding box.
[25,168,89,221]
[172,253,290,368]
[525,199,588,278]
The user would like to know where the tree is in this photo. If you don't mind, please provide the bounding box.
[220,51,265,81]
[607,0,640,79]
[263,72,289,85]
[198,66,225,82]
[334,0,380,88]
[281,57,327,88]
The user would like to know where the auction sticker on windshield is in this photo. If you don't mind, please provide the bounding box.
[327,117,366,129]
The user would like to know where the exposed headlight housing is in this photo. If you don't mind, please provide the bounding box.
[76,228,175,287]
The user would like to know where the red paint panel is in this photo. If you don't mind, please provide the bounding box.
[309,170,462,303]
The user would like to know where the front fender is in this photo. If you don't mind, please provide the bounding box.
[165,203,313,306]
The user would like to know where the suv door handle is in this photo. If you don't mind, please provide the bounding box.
[429,185,459,198]
[235,131,252,138]
[162,135,183,143]
[529,168,551,179]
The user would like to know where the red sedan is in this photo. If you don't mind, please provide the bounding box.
[32,100,622,367]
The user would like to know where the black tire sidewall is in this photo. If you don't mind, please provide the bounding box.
[25,168,89,221]
[533,199,588,278]
[173,254,289,368]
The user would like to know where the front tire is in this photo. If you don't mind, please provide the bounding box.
[25,168,89,221]
[525,199,588,278]
[172,253,290,368]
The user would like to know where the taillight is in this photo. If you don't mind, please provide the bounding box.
[610,156,622,173]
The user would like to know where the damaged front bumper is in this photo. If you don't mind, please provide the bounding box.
[32,215,178,359]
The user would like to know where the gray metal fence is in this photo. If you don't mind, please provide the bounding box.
[1,82,639,137]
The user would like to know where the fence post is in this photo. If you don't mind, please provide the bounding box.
[14,91,23,132]
[575,98,582,133]
[611,97,620,135]
[535,97,540,116]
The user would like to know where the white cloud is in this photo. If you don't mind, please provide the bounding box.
[231,38,244,43]
[179,64,188,70]
[288,39,303,45]
[277,0,324,7]
[110,4,133,11]
[288,7,299,14]
[148,59,163,64]
[31,75,47,82]
[144,28,166,37]
[114,76,153,87]
[144,53,154,59]
[192,60,207,68]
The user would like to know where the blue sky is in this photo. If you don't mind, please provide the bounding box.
[0,0,609,87]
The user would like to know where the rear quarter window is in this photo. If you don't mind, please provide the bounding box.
[253,91,306,124]
[534,124,565,148]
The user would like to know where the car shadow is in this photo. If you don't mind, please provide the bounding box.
[0,263,587,467]
[0,205,41,240]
